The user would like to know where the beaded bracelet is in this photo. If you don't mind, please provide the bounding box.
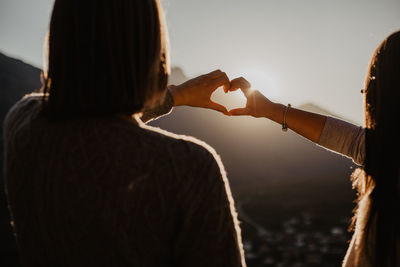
[282,104,291,132]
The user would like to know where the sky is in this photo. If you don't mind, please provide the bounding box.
[1,0,400,124]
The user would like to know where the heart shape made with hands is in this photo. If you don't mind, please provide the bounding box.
[211,87,247,111]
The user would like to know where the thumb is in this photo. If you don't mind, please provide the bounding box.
[229,108,250,116]
[208,101,230,115]
[229,77,252,96]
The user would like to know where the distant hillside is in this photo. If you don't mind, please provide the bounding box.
[0,52,358,267]
[0,51,357,201]
[0,52,358,198]
[299,103,338,117]
[148,74,358,266]
[168,66,187,85]
[0,53,42,119]
[0,52,42,267]
[149,73,357,190]
[0,53,42,189]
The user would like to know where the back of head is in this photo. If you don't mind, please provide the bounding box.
[362,30,400,266]
[42,0,169,119]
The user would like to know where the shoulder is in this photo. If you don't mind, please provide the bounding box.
[140,122,225,175]
[3,92,43,138]
[7,92,43,112]
[141,125,233,208]
[4,93,43,122]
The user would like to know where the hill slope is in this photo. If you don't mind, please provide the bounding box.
[0,52,42,266]
[0,53,358,266]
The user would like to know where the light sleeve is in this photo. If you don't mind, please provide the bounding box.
[317,116,365,166]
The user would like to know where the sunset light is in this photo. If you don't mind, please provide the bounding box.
[240,68,281,102]
[1,0,400,266]
[211,87,247,111]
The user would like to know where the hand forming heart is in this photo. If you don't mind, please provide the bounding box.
[169,70,274,118]
[228,77,274,118]
[168,69,231,115]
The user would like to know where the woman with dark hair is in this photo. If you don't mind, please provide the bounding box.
[3,0,246,266]
[229,31,400,266]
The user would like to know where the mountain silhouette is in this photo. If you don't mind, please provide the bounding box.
[150,71,357,194]
[0,53,42,118]
[0,53,358,266]
[168,66,187,85]
[0,52,43,266]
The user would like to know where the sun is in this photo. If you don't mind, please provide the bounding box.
[236,68,280,101]
[211,67,281,111]
[211,87,247,111]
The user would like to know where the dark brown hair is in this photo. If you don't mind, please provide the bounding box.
[353,30,400,266]
[41,0,169,119]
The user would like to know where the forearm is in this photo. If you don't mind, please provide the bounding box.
[266,103,327,143]
[265,103,365,165]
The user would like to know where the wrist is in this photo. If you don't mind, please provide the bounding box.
[167,85,183,106]
[268,103,286,124]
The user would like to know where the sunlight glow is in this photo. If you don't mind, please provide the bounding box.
[238,68,280,101]
[211,68,280,111]
[211,87,247,111]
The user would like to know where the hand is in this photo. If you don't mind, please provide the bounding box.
[228,77,278,118]
[228,77,328,143]
[168,70,231,115]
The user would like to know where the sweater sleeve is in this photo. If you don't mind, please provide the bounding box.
[317,116,365,166]
[173,148,246,267]
[140,89,174,123]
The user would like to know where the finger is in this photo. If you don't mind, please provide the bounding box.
[229,108,250,116]
[230,77,251,91]
[207,69,223,77]
[210,70,228,81]
[208,101,230,115]
[217,72,231,92]
[230,77,252,95]
[213,73,231,92]
[222,73,231,93]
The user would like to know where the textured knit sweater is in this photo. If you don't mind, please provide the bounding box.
[3,92,246,267]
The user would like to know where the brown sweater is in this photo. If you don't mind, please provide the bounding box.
[3,93,246,267]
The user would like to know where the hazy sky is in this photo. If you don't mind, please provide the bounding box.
[1,0,399,124]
